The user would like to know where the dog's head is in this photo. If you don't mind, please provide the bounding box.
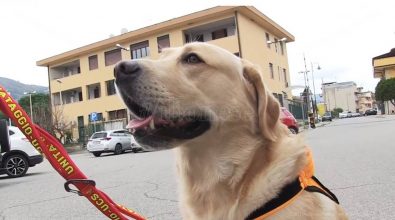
[114,42,282,150]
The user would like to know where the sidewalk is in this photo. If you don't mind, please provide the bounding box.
[63,144,87,154]
[298,121,329,133]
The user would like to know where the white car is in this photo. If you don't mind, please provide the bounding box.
[339,111,352,119]
[351,112,361,117]
[87,129,141,157]
[0,123,43,178]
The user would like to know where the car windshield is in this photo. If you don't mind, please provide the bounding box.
[91,132,107,139]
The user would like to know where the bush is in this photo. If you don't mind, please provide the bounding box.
[331,108,343,118]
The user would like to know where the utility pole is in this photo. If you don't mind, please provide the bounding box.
[303,54,311,114]
[310,62,321,117]
[24,91,36,123]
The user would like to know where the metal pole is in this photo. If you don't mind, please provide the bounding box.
[303,55,311,113]
[59,90,63,105]
[311,62,318,117]
[56,79,63,105]
[301,97,306,129]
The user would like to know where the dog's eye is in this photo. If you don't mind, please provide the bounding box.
[184,53,203,64]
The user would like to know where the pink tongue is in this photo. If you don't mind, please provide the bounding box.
[127,116,153,129]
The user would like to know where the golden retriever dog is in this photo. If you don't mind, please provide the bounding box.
[114,42,347,219]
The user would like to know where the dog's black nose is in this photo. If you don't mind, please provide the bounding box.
[114,61,142,79]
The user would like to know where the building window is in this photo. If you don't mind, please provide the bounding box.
[280,41,284,55]
[77,116,84,127]
[265,33,271,48]
[212,29,227,40]
[131,41,150,59]
[278,66,281,81]
[278,94,284,107]
[157,35,170,53]
[88,55,98,70]
[283,68,288,87]
[106,80,116,96]
[108,109,127,120]
[274,38,278,53]
[105,49,122,66]
[272,93,283,107]
[269,63,274,79]
[87,83,101,100]
[185,34,204,43]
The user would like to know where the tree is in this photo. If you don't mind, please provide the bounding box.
[375,78,395,107]
[52,106,75,144]
[18,93,52,132]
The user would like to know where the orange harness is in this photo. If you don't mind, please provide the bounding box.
[246,149,339,220]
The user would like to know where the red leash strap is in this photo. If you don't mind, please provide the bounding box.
[0,85,146,220]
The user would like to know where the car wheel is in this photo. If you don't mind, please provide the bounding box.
[4,154,29,178]
[93,152,102,157]
[289,127,297,134]
[0,120,11,153]
[114,144,122,155]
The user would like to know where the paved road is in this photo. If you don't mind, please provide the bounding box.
[0,115,394,219]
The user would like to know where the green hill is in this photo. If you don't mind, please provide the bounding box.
[0,77,48,101]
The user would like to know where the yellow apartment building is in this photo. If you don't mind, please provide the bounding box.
[36,6,295,142]
[355,87,375,114]
[373,48,395,114]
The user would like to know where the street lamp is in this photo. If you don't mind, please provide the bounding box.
[115,44,130,51]
[310,62,321,116]
[266,37,287,45]
[298,70,311,129]
[56,79,63,105]
[23,91,36,123]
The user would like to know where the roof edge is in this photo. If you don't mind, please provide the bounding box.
[37,6,294,67]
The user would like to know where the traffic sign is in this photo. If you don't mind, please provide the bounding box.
[90,112,98,122]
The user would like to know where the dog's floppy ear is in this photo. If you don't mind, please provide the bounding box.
[242,60,281,142]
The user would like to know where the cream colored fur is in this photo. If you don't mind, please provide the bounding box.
[124,42,348,219]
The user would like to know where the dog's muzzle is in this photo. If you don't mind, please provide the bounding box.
[114,60,142,84]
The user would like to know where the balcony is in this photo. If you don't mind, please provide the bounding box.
[184,17,236,43]
[53,87,83,106]
[49,60,81,80]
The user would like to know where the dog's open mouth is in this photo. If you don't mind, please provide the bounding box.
[125,97,210,140]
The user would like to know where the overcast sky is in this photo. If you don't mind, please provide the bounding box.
[1,0,394,95]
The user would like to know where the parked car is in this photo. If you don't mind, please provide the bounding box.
[279,107,299,134]
[364,109,378,116]
[351,112,362,117]
[339,111,352,119]
[338,112,347,119]
[87,129,141,157]
[322,112,333,122]
[316,114,322,123]
[0,122,43,178]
